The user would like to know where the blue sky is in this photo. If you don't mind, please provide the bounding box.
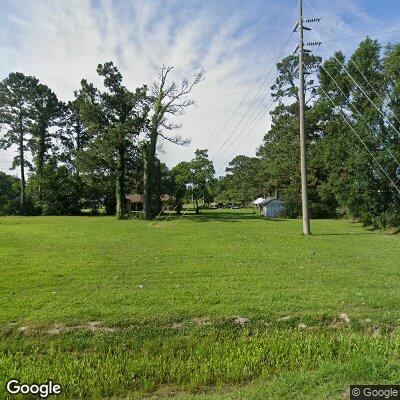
[1,0,399,176]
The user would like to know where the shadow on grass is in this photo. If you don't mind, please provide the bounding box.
[313,232,376,236]
[156,210,288,223]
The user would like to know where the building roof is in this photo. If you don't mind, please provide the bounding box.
[252,197,265,205]
[160,194,175,202]
[260,197,284,206]
[126,194,175,203]
[126,194,143,203]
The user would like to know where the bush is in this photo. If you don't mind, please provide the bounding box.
[28,164,83,215]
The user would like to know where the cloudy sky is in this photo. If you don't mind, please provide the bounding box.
[1,0,399,176]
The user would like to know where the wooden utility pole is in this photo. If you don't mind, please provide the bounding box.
[297,0,311,235]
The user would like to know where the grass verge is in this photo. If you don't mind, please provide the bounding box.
[1,321,400,399]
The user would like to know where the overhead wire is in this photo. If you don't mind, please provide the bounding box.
[157,30,295,221]
[208,32,295,161]
[322,29,400,43]
[319,85,400,194]
[203,2,297,150]
[304,0,400,129]
[315,3,399,21]
[162,1,400,223]
[308,26,400,142]
[318,62,400,168]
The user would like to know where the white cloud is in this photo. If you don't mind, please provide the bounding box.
[0,0,399,177]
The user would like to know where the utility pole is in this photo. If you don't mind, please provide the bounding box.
[293,0,320,235]
[297,0,310,235]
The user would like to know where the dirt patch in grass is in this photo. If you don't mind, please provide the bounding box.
[234,317,249,326]
[46,321,118,336]
[193,317,211,326]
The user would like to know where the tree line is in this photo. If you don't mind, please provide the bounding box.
[1,38,399,229]
[0,63,217,218]
[215,38,400,229]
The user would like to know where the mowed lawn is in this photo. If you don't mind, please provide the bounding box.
[1,210,400,399]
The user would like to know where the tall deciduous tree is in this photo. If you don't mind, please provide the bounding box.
[143,66,203,219]
[29,82,63,201]
[0,72,37,214]
[170,161,191,214]
[189,149,215,214]
[221,155,264,203]
[258,53,323,216]
[0,172,20,215]
[59,92,90,175]
[80,62,149,219]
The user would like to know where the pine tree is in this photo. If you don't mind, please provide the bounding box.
[0,73,37,214]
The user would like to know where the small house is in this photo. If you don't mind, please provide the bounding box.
[160,194,176,210]
[259,198,285,218]
[126,194,143,211]
[126,194,176,212]
[252,197,265,211]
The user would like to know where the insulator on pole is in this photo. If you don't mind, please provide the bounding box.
[305,17,321,23]
[306,41,322,46]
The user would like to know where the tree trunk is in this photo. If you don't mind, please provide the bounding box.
[143,135,157,220]
[115,147,126,219]
[36,125,46,201]
[195,198,199,214]
[19,129,26,215]
[75,122,81,177]
[143,157,151,219]
[155,159,162,215]
[176,198,182,215]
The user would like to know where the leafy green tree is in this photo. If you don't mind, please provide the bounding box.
[223,155,263,204]
[59,92,91,175]
[29,82,63,201]
[258,53,324,216]
[189,149,215,214]
[27,158,82,215]
[317,40,400,226]
[0,172,20,215]
[0,72,37,214]
[79,62,149,219]
[384,43,400,132]
[170,161,191,214]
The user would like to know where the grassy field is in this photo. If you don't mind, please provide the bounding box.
[0,210,399,399]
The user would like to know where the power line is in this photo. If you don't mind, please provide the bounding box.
[209,32,295,161]
[308,27,400,142]
[312,3,399,21]
[303,0,400,43]
[318,62,400,168]
[319,85,400,194]
[309,28,400,129]
[161,67,281,222]
[174,1,400,224]
[218,86,279,158]
[203,3,297,150]
[157,31,295,221]
[322,29,400,43]
[217,102,271,171]
[305,0,400,132]
[315,29,400,129]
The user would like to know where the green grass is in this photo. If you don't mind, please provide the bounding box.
[0,210,399,398]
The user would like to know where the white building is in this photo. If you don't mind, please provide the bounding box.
[259,198,285,218]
